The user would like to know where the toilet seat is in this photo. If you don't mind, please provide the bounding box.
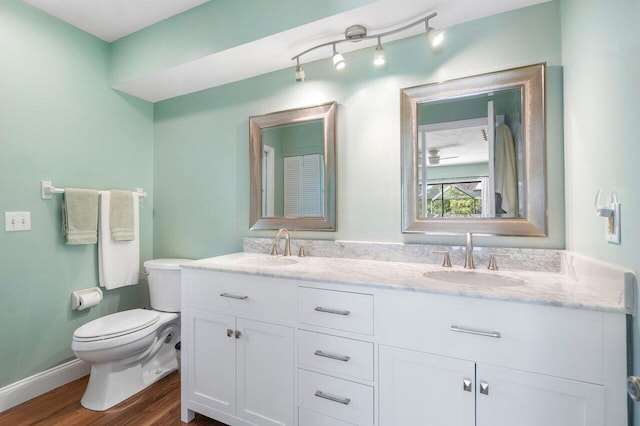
[73,309,160,342]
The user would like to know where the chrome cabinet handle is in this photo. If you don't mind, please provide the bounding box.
[235,330,241,339]
[220,293,248,300]
[450,325,501,339]
[227,329,233,337]
[479,381,489,395]
[314,350,351,362]
[314,390,351,405]
[314,306,351,316]
[463,378,472,392]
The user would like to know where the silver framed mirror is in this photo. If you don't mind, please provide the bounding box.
[401,64,547,236]
[250,101,337,231]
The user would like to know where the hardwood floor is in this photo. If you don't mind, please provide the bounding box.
[0,372,226,426]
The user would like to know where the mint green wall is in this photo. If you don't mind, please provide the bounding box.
[560,0,640,415]
[0,1,153,388]
[110,0,375,86]
[418,89,521,125]
[154,1,564,260]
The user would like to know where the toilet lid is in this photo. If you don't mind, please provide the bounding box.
[74,309,160,341]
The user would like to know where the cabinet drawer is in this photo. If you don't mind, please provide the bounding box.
[299,407,357,426]
[376,290,605,383]
[183,269,295,322]
[298,287,373,335]
[298,369,373,426]
[298,330,373,381]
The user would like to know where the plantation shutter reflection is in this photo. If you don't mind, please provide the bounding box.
[284,154,324,217]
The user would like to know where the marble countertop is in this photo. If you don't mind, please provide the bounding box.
[181,252,633,314]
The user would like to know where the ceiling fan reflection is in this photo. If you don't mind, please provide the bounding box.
[427,149,459,165]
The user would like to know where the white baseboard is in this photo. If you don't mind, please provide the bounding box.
[0,358,90,413]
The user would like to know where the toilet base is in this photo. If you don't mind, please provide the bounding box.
[80,328,179,411]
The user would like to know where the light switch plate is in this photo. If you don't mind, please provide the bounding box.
[5,212,31,231]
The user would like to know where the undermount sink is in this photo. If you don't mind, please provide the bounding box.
[423,270,525,287]
[235,256,299,267]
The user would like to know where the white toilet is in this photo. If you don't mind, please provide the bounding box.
[71,258,190,411]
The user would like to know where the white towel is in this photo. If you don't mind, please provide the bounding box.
[98,191,140,289]
[494,124,518,217]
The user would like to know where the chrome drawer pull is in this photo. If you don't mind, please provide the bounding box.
[314,306,351,316]
[314,390,351,405]
[314,350,351,362]
[220,293,248,300]
[479,381,490,395]
[450,325,501,339]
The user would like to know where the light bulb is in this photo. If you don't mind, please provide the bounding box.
[373,39,386,67]
[427,27,445,48]
[332,45,346,70]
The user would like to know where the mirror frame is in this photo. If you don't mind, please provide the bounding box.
[401,64,547,236]
[249,101,337,231]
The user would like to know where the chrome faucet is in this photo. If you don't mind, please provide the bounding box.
[271,228,292,256]
[464,232,475,269]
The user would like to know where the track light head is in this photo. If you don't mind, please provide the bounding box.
[373,38,386,67]
[332,45,346,70]
[295,64,305,82]
[427,27,445,48]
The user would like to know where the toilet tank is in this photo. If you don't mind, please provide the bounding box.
[143,259,191,312]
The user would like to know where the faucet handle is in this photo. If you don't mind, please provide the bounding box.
[432,250,452,267]
[270,243,278,256]
[487,254,509,270]
[298,245,306,257]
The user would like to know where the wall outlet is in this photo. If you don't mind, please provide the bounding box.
[5,212,31,232]
[606,202,620,244]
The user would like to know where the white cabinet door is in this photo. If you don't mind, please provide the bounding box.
[379,346,475,426]
[185,309,237,415]
[237,318,295,426]
[476,364,605,426]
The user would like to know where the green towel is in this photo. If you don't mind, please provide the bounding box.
[109,190,135,241]
[61,188,99,245]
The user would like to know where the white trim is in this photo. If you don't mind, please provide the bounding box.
[0,358,90,413]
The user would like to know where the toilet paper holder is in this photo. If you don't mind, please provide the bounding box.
[71,287,103,310]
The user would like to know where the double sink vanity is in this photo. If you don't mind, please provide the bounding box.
[179,63,633,425]
[179,241,633,426]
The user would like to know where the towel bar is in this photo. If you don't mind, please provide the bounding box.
[41,180,147,200]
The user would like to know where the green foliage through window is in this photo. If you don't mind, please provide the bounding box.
[422,181,482,217]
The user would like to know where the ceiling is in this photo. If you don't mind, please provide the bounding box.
[22,0,550,102]
[22,0,210,42]
[424,124,489,167]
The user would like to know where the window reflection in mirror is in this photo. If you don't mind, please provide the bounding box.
[417,87,523,219]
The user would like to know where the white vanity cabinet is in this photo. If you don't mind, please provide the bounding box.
[379,346,605,426]
[181,261,629,426]
[181,270,296,426]
[376,289,627,426]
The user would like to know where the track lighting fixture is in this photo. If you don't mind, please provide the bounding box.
[292,11,443,82]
